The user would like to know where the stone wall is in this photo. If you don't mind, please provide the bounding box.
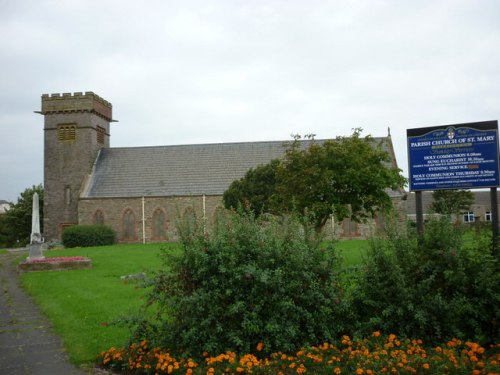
[41,92,113,121]
[42,92,112,241]
[78,195,225,243]
[78,194,407,243]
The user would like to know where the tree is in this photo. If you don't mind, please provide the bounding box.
[430,189,474,217]
[223,129,406,231]
[223,159,280,216]
[275,130,406,230]
[0,213,9,248]
[3,184,44,247]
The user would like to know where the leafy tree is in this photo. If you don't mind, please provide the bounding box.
[430,189,474,217]
[277,130,406,230]
[224,129,406,231]
[3,184,44,247]
[223,159,280,216]
[0,213,9,248]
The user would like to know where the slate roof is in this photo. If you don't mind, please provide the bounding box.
[405,190,499,214]
[82,137,399,198]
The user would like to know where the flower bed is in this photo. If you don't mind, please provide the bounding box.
[18,256,92,272]
[97,333,500,374]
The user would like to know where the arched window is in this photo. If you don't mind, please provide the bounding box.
[122,209,136,240]
[342,218,359,238]
[152,208,167,240]
[212,206,226,235]
[182,207,197,235]
[93,210,105,225]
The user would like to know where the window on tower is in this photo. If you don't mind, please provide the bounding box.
[57,124,77,142]
[96,126,105,144]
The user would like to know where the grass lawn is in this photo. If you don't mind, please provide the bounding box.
[19,240,366,365]
[20,243,178,364]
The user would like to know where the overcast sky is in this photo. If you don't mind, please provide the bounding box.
[1,0,499,202]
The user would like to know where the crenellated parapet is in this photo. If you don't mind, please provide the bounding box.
[41,91,113,121]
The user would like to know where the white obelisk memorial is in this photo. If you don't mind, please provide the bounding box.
[28,192,44,261]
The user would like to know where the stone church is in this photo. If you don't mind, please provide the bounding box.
[39,91,404,243]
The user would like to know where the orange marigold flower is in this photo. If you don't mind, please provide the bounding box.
[257,342,264,352]
[236,367,245,373]
[422,363,430,370]
[334,367,341,374]
[356,368,364,375]
[372,331,381,337]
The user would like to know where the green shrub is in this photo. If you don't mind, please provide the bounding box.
[132,212,346,358]
[62,224,116,248]
[350,217,500,344]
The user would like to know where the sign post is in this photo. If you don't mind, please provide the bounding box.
[407,121,499,252]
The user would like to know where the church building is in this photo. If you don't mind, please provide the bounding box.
[39,92,404,243]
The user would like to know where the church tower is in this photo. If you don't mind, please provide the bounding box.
[39,92,114,241]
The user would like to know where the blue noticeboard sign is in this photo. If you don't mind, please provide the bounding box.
[407,121,500,191]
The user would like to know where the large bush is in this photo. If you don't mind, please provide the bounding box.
[350,218,499,344]
[62,224,116,248]
[134,212,346,358]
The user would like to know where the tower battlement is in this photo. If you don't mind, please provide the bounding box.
[41,91,113,121]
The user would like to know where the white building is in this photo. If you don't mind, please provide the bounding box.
[0,200,10,214]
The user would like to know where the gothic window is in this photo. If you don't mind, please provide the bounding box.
[64,186,71,206]
[122,209,136,240]
[58,124,76,142]
[96,126,105,144]
[375,212,385,229]
[182,207,197,234]
[212,206,226,234]
[342,218,359,237]
[93,210,105,225]
[152,208,167,240]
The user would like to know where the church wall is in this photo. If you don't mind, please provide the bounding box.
[78,195,406,243]
[78,195,224,243]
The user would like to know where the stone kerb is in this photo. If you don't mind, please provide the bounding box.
[18,257,92,272]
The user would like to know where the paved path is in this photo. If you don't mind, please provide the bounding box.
[0,250,92,375]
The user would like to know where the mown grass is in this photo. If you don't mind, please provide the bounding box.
[19,240,366,365]
[20,243,178,364]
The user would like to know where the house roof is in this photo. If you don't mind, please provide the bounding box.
[405,190,499,214]
[81,137,401,198]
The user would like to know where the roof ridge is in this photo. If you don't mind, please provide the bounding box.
[105,136,388,151]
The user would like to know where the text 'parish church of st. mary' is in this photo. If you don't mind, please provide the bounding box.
[38,91,405,243]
